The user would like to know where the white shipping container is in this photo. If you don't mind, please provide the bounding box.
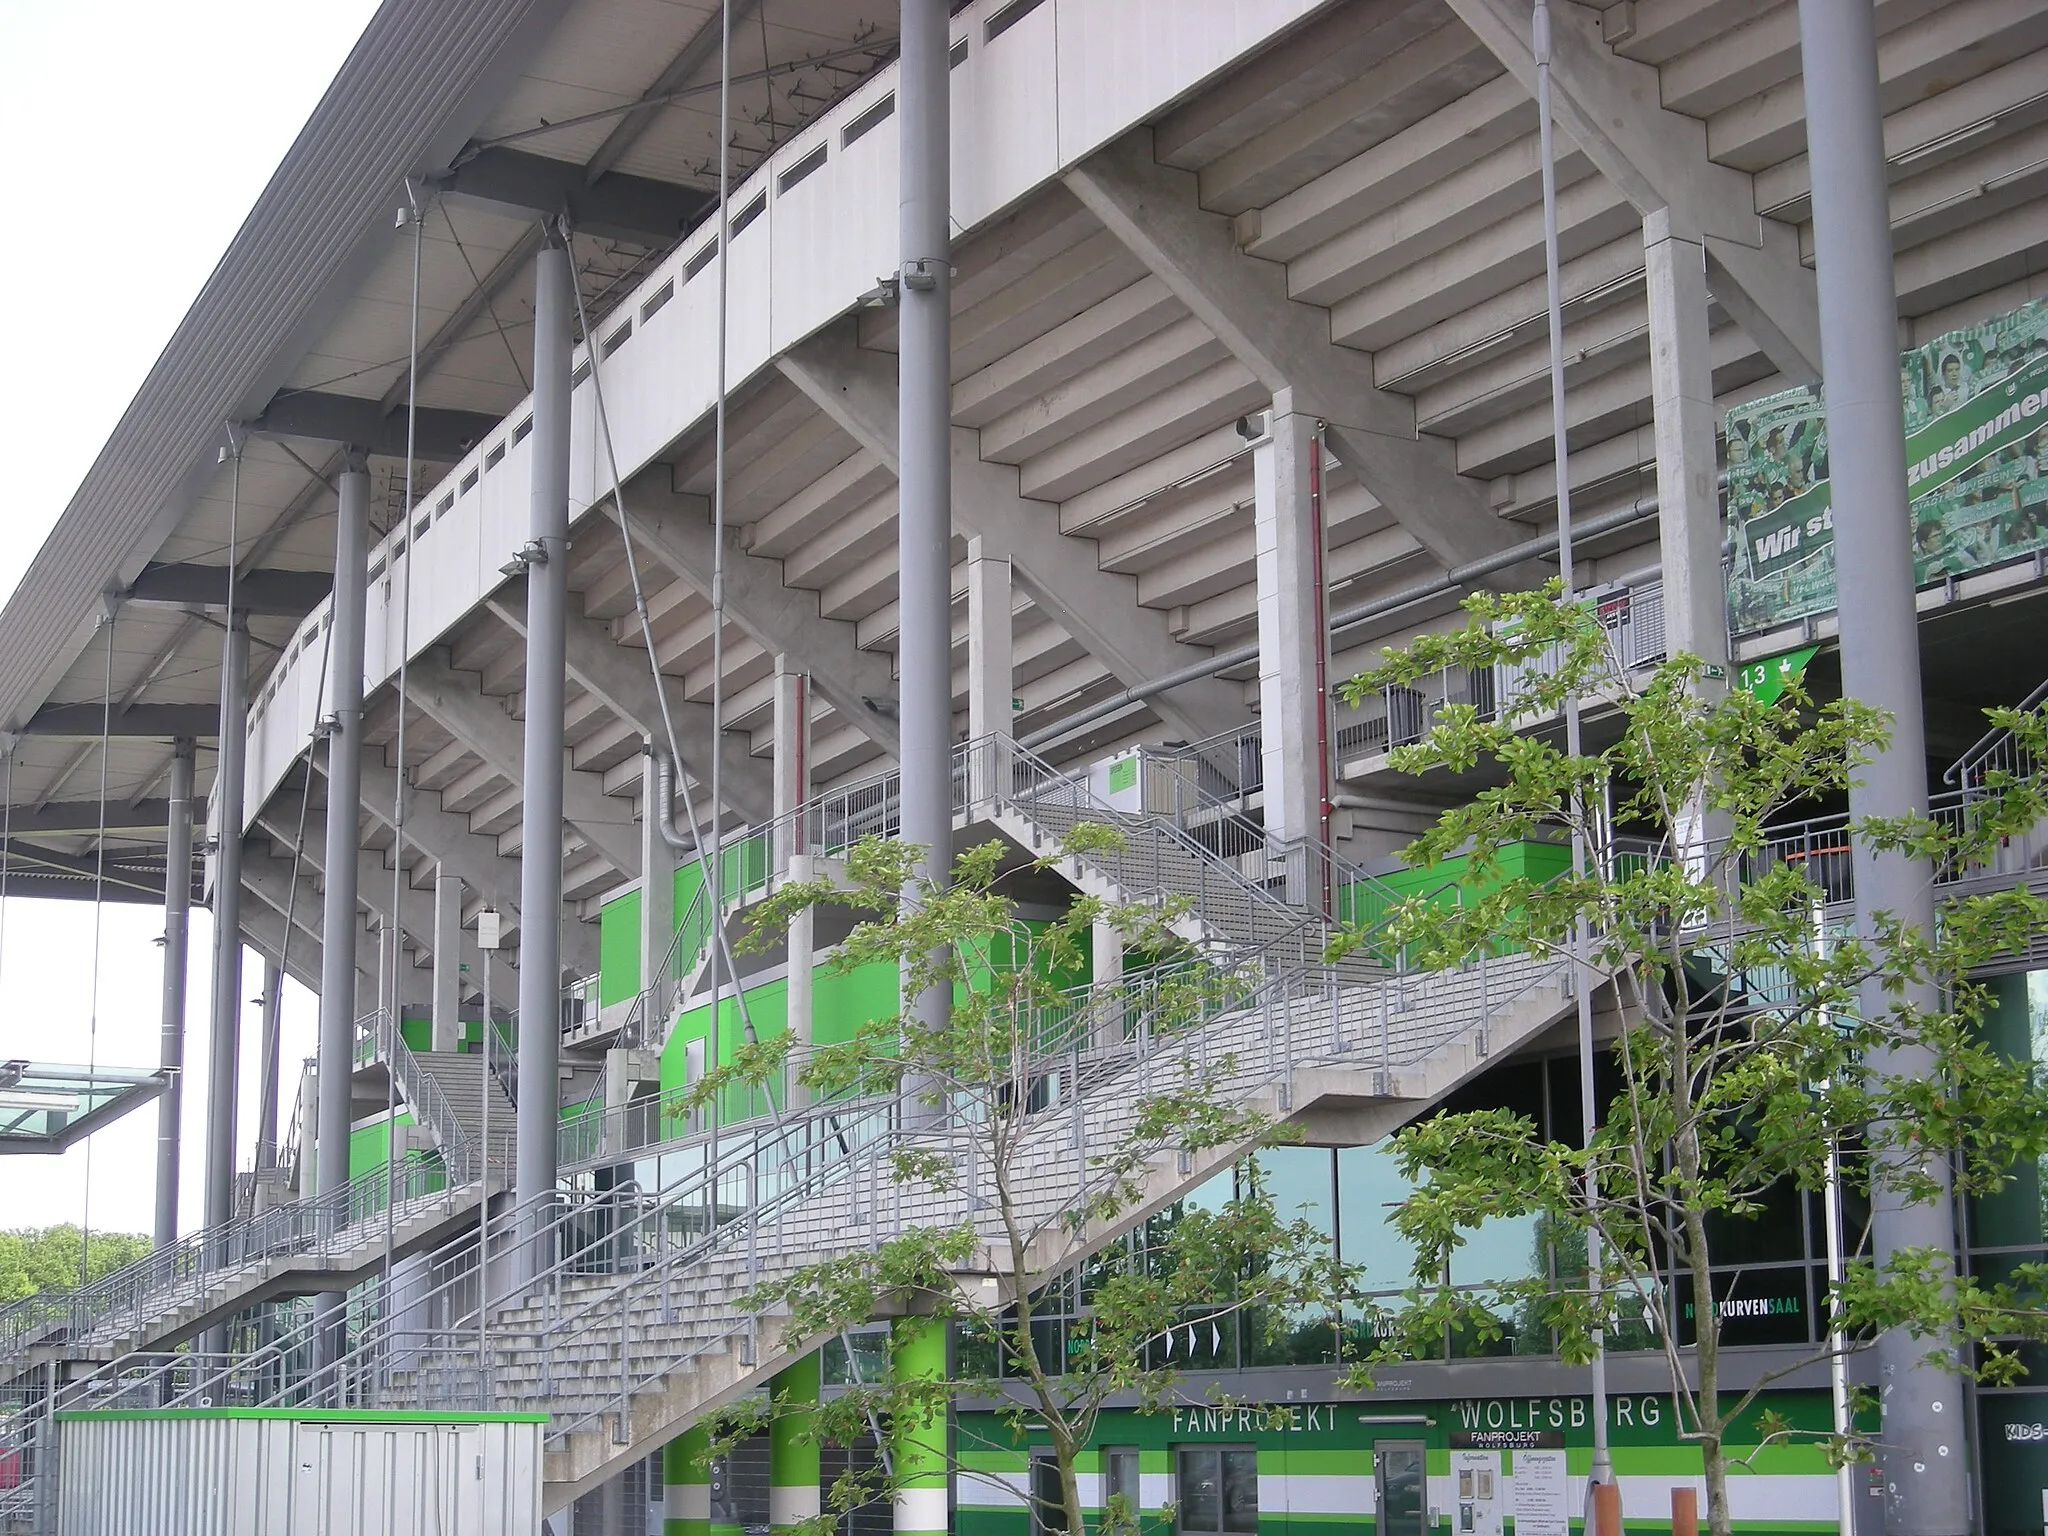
[53,1409,543,1535]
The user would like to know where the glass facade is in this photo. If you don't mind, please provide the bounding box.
[1968,969,2048,1532]
[987,1044,1871,1380]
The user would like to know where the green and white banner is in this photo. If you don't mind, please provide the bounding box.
[1726,297,2048,637]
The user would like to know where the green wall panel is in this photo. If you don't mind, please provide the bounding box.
[601,888,643,1007]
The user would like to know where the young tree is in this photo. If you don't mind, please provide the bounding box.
[691,831,1341,1536]
[1336,584,2048,1535]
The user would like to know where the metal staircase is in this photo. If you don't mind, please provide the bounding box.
[0,1017,500,1382]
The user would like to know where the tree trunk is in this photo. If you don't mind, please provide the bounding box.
[1058,1445,1085,1536]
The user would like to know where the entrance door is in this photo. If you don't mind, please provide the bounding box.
[1373,1441,1428,1536]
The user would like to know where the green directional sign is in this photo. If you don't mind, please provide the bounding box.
[1736,644,1818,706]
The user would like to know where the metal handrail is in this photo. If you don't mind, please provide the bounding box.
[1946,673,2048,789]
[356,1009,481,1184]
[0,1146,467,1369]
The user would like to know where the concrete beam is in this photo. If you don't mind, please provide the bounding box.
[777,328,1244,744]
[240,847,375,989]
[247,391,502,460]
[621,470,901,758]
[407,651,641,877]
[256,808,518,1003]
[1439,0,1822,382]
[125,563,332,617]
[435,147,711,248]
[236,900,325,994]
[1064,131,1527,578]
[483,596,775,825]
[338,756,609,976]
[21,703,218,738]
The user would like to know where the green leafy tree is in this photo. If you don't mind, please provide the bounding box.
[691,831,1340,1536]
[0,1226,153,1304]
[1335,583,2048,1536]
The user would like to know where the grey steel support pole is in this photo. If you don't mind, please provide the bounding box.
[1799,2,1966,1529]
[203,614,250,1236]
[897,0,952,1114]
[514,231,573,1277]
[152,738,195,1247]
[254,958,283,1171]
[314,452,370,1363]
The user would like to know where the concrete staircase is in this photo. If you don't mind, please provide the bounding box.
[350,941,1581,1512]
[412,1051,517,1172]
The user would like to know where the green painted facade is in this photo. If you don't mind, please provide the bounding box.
[1338,840,1571,937]
[602,887,643,1005]
[347,1110,416,1179]
[954,1390,1853,1536]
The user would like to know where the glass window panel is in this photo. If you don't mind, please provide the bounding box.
[1704,1175,1808,1266]
[1177,1449,1220,1532]
[1244,1149,1335,1364]
[1970,972,2048,1249]
[1032,1455,1069,1535]
[1336,1144,1418,1293]
[1673,1266,1813,1347]
[1220,1450,1258,1534]
[1104,1448,1139,1519]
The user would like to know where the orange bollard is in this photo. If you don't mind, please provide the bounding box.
[1592,1480,1624,1536]
[1671,1487,1698,1536]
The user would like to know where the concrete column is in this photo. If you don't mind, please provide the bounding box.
[314,451,370,1362]
[431,870,463,1051]
[641,749,677,1016]
[664,1424,710,1536]
[253,959,283,1171]
[891,1315,948,1536]
[1091,917,1126,1051]
[897,0,953,1080]
[769,1354,822,1532]
[966,536,1012,807]
[1643,209,1730,675]
[774,661,813,1107]
[203,612,250,1235]
[1251,393,1328,894]
[153,738,195,1247]
[1795,2,1964,1531]
[515,231,574,1273]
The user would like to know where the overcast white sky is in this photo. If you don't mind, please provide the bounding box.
[0,1,383,1236]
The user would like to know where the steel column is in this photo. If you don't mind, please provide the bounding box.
[515,232,574,1271]
[152,738,195,1247]
[1795,1,1965,1530]
[317,454,371,1198]
[253,958,283,1170]
[773,659,812,1105]
[897,0,953,1096]
[314,453,370,1363]
[203,614,249,1235]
